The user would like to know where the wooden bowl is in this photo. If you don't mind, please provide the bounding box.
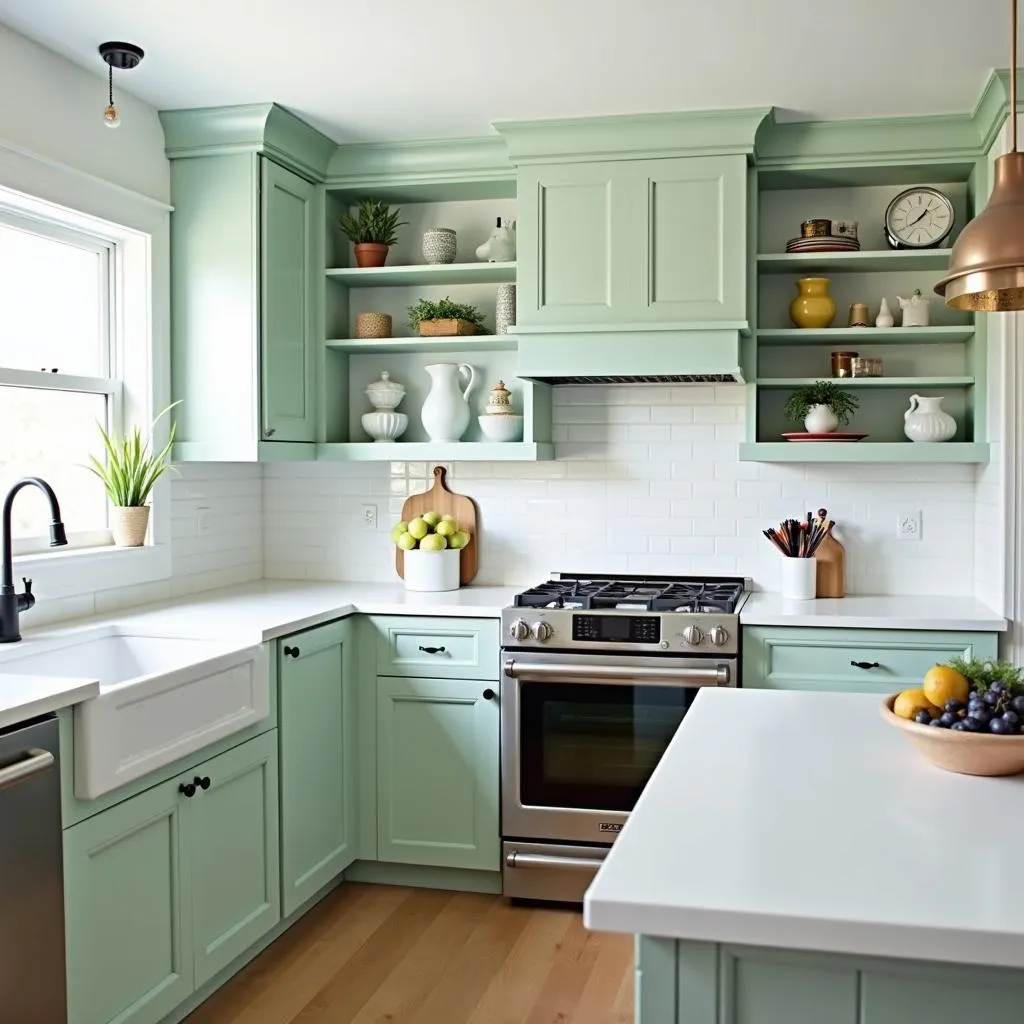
[881,694,1024,776]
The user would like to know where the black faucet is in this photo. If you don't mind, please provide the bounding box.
[0,477,67,643]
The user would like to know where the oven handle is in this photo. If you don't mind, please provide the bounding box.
[502,659,730,687]
[505,850,606,872]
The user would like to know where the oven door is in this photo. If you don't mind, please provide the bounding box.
[501,652,734,846]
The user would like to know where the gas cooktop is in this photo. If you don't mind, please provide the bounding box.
[513,573,747,613]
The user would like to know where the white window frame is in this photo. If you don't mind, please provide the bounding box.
[0,139,173,600]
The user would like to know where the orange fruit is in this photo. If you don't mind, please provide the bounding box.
[893,688,941,721]
[922,665,970,708]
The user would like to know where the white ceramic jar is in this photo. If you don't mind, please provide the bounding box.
[804,404,839,433]
[904,394,956,443]
[403,549,460,592]
[422,228,457,265]
[780,557,816,600]
[365,371,405,411]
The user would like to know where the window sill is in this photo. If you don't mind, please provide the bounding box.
[14,542,171,599]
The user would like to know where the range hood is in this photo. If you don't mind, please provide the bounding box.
[515,327,747,385]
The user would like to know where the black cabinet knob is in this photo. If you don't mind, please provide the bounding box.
[483,688,496,701]
[850,660,881,670]
[418,645,446,655]
[283,645,300,659]
[179,782,196,798]
[194,775,211,791]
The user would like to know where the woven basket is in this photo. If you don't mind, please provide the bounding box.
[356,312,393,339]
[419,318,478,337]
[111,506,150,547]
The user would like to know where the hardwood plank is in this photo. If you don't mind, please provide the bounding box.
[568,931,635,1024]
[522,912,602,1024]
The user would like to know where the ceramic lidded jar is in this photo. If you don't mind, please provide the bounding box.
[789,277,836,329]
[422,227,457,265]
[365,370,405,411]
[904,394,956,442]
[485,379,514,415]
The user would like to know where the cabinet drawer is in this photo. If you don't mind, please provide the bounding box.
[373,617,499,680]
[743,627,998,694]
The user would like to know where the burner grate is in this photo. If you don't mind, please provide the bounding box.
[514,575,745,613]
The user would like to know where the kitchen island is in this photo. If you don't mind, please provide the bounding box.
[585,688,1024,1023]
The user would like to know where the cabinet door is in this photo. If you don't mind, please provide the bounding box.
[629,155,747,323]
[279,620,357,917]
[377,676,499,871]
[64,780,192,1024]
[187,732,280,988]
[260,158,317,443]
[517,162,637,326]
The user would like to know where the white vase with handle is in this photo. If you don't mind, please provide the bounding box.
[904,394,956,442]
[421,363,477,441]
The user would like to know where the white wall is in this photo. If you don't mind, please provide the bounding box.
[264,384,978,595]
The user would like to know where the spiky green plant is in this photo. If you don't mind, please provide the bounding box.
[338,198,406,246]
[87,403,180,507]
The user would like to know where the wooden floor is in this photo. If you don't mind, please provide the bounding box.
[186,883,634,1024]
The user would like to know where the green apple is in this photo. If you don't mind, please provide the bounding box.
[407,517,429,540]
[435,519,458,538]
[440,514,456,522]
[422,511,441,528]
[390,521,408,543]
[419,532,447,551]
[449,530,470,550]
[396,531,417,550]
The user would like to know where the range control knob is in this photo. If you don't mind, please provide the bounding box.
[682,625,704,647]
[708,625,729,648]
[531,621,553,643]
[508,618,530,642]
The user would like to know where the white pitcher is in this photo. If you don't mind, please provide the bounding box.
[421,363,477,441]
[904,394,956,443]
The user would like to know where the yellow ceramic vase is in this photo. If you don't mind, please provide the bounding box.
[789,277,836,329]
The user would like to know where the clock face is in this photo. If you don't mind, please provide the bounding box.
[885,188,955,249]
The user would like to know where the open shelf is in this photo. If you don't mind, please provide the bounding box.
[317,441,554,462]
[326,334,518,354]
[739,442,989,464]
[325,262,516,288]
[756,376,974,389]
[756,326,974,346]
[756,249,954,274]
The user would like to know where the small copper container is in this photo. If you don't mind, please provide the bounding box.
[831,351,859,378]
[848,302,870,327]
[801,218,832,238]
[851,357,883,377]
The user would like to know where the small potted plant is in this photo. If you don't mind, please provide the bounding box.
[783,380,859,434]
[338,198,407,268]
[408,296,488,337]
[87,403,179,547]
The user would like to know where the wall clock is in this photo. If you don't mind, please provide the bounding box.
[884,187,955,249]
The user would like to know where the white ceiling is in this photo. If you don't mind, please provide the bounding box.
[0,0,1012,143]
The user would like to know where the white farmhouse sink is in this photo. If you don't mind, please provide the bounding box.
[0,626,269,799]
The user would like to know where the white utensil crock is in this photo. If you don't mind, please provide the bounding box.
[421,363,476,442]
[403,549,460,592]
[780,557,816,600]
[904,394,956,443]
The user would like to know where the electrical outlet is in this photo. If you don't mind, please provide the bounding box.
[361,504,378,530]
[896,510,922,541]
[194,506,210,536]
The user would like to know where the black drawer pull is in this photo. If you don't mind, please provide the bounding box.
[851,660,881,670]
[283,645,300,659]
[418,645,447,655]
[483,688,496,701]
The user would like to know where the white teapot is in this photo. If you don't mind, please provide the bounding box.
[897,289,931,328]
[476,218,516,262]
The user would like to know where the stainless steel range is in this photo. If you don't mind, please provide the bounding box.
[501,572,749,902]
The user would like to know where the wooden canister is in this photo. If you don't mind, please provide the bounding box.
[815,528,846,598]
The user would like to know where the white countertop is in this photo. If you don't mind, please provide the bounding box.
[0,674,99,731]
[585,688,1024,967]
[740,593,1006,632]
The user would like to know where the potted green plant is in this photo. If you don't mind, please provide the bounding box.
[87,403,179,547]
[783,381,859,434]
[408,297,488,337]
[338,198,407,268]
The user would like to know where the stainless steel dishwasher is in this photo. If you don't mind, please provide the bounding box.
[0,715,66,1022]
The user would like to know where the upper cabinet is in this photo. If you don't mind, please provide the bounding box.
[161,104,334,461]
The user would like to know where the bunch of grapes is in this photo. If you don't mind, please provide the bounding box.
[914,682,1024,734]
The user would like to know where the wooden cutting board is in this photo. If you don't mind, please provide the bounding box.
[815,529,846,598]
[396,467,478,585]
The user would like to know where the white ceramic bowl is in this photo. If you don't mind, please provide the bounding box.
[362,411,408,442]
[478,414,523,442]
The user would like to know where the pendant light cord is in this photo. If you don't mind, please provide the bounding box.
[107,63,114,108]
[1013,0,1019,153]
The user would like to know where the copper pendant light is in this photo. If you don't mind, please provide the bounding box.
[935,0,1024,311]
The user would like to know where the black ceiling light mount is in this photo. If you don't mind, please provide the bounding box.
[98,41,144,129]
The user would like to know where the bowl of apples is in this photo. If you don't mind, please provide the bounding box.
[391,512,471,593]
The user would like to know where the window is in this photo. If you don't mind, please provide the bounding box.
[0,211,121,553]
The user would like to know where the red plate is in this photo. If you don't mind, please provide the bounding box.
[782,432,868,442]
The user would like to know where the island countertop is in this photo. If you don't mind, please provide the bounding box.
[584,688,1024,969]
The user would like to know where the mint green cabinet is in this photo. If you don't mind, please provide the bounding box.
[376,675,499,871]
[517,155,746,328]
[279,620,357,917]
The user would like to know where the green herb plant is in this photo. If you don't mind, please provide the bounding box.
[947,657,1024,696]
[783,380,860,427]
[407,296,488,334]
[87,402,180,507]
[338,198,406,246]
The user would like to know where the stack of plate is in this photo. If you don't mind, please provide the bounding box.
[785,236,861,253]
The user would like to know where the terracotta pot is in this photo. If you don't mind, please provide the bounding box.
[354,243,389,268]
[111,505,150,547]
[789,277,836,329]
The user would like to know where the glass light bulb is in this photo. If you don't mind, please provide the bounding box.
[103,103,121,129]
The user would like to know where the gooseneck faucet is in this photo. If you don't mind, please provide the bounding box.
[0,477,67,643]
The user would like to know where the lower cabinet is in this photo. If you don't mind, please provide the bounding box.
[279,619,358,917]
[376,674,500,871]
[64,732,280,1024]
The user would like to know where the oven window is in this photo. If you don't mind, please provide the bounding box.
[519,683,691,813]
